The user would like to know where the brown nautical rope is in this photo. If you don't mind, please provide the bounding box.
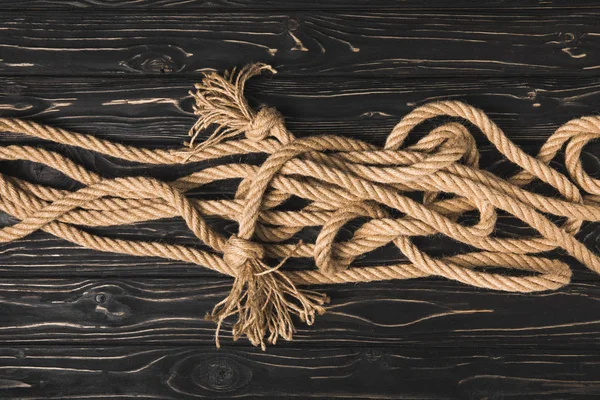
[0,63,599,349]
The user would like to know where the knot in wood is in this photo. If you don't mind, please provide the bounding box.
[223,235,265,269]
[246,107,284,141]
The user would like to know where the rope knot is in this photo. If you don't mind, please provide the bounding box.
[246,107,285,142]
[210,236,328,350]
[223,235,265,270]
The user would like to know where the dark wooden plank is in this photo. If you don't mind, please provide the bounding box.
[0,75,599,277]
[2,278,600,349]
[4,0,600,10]
[5,75,600,145]
[2,10,600,77]
[0,345,599,399]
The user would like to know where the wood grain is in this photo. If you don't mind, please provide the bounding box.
[4,75,600,144]
[2,5,600,397]
[4,0,600,10]
[1,278,600,348]
[0,345,599,399]
[2,11,600,77]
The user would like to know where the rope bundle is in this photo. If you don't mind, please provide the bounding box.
[0,63,599,349]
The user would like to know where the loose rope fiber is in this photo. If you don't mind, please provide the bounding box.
[1,63,599,350]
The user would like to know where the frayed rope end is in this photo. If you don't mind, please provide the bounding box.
[206,236,329,350]
[185,63,278,154]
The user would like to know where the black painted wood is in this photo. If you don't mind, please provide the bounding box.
[1,278,600,349]
[1,11,600,77]
[5,75,600,145]
[1,4,600,399]
[1,346,599,399]
[4,0,600,10]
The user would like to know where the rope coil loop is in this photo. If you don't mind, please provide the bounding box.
[0,63,599,349]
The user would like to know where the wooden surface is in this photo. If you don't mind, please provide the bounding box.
[1,3,600,399]
[2,11,600,77]
[2,347,600,399]
[5,0,600,10]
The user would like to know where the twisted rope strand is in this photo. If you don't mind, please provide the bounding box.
[0,63,599,349]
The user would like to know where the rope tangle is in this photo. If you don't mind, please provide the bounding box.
[0,63,599,349]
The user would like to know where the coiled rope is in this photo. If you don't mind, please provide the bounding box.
[0,63,599,349]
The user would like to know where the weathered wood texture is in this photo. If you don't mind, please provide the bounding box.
[1,346,599,399]
[4,0,600,10]
[2,11,600,77]
[2,279,600,349]
[5,76,600,144]
[2,4,600,398]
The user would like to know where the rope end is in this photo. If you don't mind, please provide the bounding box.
[207,258,329,350]
[207,236,328,350]
[186,63,280,156]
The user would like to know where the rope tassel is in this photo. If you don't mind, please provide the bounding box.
[188,63,290,153]
[207,236,328,350]
[0,63,599,349]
